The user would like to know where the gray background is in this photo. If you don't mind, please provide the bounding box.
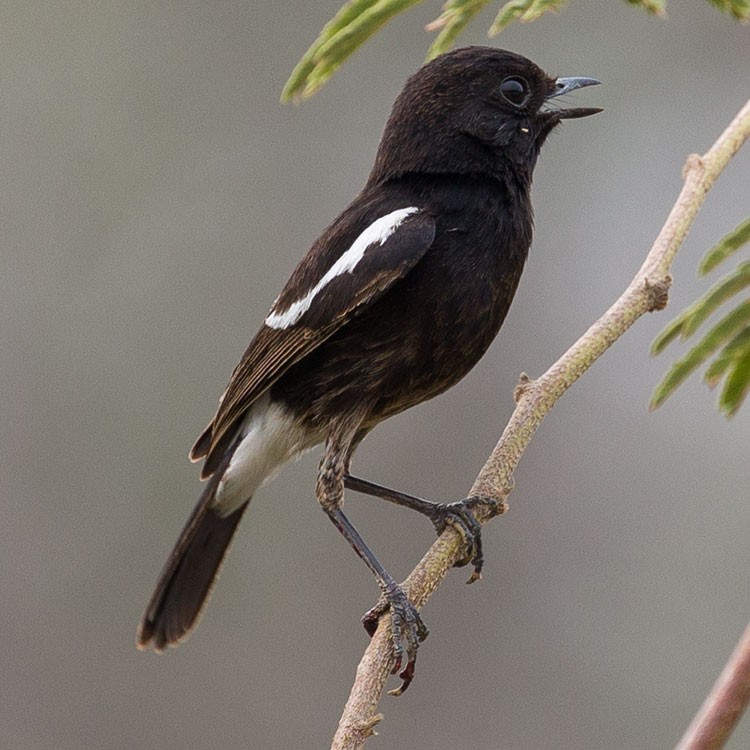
[2,2,749,748]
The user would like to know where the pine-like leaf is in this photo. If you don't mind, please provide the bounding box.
[699,217,750,275]
[488,0,566,35]
[650,299,750,409]
[624,0,667,15]
[427,0,492,59]
[703,347,736,389]
[282,0,421,101]
[703,326,750,387]
[651,310,690,354]
[647,261,750,354]
[653,219,750,415]
[488,0,533,34]
[314,0,421,63]
[705,0,750,21]
[520,0,567,23]
[719,342,750,415]
[282,0,743,99]
[281,0,381,101]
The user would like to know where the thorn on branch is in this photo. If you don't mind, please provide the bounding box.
[644,276,671,312]
[514,372,535,402]
[346,714,383,744]
[683,153,705,178]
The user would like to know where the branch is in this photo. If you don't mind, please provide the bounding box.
[674,622,750,750]
[331,97,750,750]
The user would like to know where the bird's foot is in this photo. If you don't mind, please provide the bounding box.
[429,495,505,583]
[362,584,428,696]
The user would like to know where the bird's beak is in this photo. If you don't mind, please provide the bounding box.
[545,76,602,119]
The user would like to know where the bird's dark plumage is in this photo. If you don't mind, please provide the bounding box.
[137,46,599,690]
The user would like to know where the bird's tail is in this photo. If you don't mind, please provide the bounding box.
[137,444,248,652]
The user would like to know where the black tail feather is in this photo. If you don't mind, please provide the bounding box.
[189,422,212,463]
[137,444,248,652]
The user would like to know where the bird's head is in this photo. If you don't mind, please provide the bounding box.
[369,46,601,185]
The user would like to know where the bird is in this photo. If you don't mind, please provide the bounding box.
[137,46,600,693]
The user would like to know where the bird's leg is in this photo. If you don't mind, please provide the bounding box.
[317,437,428,695]
[344,474,505,583]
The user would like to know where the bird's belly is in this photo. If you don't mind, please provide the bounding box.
[370,294,507,420]
[272,255,521,429]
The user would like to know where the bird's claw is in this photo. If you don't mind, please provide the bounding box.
[430,495,504,583]
[361,585,428,696]
[362,596,388,637]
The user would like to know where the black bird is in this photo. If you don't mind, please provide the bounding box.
[137,46,600,692]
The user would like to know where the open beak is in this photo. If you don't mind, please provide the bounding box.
[546,76,602,119]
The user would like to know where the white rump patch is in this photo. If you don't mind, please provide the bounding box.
[265,206,420,330]
[214,394,321,515]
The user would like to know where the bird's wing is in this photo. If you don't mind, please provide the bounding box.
[191,202,436,477]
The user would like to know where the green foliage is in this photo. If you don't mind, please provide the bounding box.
[699,217,750,274]
[707,0,750,20]
[281,0,748,101]
[427,0,494,59]
[486,0,565,36]
[623,0,666,14]
[651,218,750,416]
[281,0,424,101]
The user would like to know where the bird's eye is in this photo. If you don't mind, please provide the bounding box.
[499,76,529,107]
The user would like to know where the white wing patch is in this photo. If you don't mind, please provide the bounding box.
[265,206,420,330]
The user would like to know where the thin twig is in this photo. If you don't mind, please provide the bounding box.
[674,622,750,750]
[331,96,750,750]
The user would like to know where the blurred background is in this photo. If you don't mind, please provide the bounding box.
[2,2,749,748]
